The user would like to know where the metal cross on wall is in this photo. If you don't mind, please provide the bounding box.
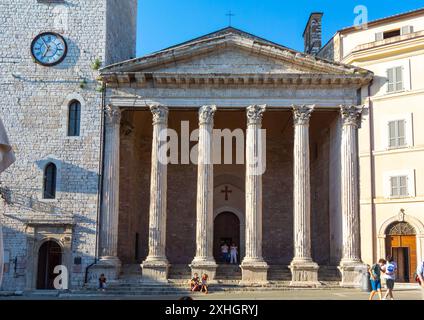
[221,185,232,201]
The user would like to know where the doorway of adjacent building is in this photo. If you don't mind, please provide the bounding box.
[36,240,62,289]
[385,222,417,283]
[214,212,240,263]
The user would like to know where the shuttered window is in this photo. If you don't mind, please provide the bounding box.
[387,66,403,92]
[390,176,408,197]
[388,120,406,148]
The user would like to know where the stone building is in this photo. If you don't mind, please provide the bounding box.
[319,8,424,283]
[96,26,372,286]
[0,0,137,290]
[1,0,400,291]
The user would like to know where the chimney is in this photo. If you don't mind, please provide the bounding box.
[303,12,323,55]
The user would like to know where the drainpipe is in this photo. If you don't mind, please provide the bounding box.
[367,80,377,263]
[84,81,106,285]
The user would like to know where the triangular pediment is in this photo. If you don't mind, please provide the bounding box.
[101,27,372,85]
[139,48,311,74]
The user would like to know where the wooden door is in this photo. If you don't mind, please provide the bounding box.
[388,235,417,283]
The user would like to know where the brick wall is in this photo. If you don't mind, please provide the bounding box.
[118,109,333,267]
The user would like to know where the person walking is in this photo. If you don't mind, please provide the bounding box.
[230,243,238,264]
[368,259,386,300]
[382,256,397,300]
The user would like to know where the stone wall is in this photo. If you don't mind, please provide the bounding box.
[318,33,342,62]
[106,0,138,65]
[118,109,334,267]
[0,0,137,290]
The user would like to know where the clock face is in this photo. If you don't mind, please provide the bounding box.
[31,32,67,66]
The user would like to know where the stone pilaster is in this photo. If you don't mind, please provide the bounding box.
[142,105,170,283]
[338,105,367,287]
[241,105,269,284]
[289,105,320,287]
[190,105,218,280]
[95,105,122,280]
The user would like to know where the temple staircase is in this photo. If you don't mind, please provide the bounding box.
[75,264,341,296]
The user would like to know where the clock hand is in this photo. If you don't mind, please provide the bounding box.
[42,45,50,58]
[41,36,48,47]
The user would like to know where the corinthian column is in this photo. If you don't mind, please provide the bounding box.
[142,105,170,283]
[241,104,269,284]
[96,105,122,279]
[338,105,367,287]
[190,105,218,280]
[289,105,320,286]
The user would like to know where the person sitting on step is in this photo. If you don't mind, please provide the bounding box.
[190,273,201,292]
[201,273,209,294]
[98,273,107,292]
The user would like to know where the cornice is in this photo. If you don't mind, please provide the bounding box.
[102,72,372,88]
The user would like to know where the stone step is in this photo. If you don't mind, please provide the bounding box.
[78,280,342,296]
[119,264,341,281]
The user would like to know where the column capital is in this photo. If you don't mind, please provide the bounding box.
[340,105,363,128]
[246,104,266,125]
[199,105,217,125]
[105,105,121,125]
[150,104,169,125]
[292,105,314,126]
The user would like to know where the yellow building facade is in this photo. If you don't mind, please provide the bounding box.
[320,8,424,282]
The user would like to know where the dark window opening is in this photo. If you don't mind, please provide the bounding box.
[43,163,57,199]
[68,100,81,136]
[383,29,401,39]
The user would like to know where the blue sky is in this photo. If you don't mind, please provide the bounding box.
[136,0,424,56]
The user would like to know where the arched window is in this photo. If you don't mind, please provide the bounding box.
[43,163,57,199]
[68,100,81,136]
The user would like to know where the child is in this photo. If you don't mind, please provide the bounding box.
[98,273,107,291]
[201,273,209,294]
[368,259,386,300]
[190,273,200,292]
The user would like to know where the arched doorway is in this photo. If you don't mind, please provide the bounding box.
[213,212,240,263]
[385,222,417,283]
[36,240,62,289]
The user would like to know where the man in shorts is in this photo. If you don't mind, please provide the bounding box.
[382,256,397,300]
[368,258,386,300]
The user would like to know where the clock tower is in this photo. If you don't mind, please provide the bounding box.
[0,0,137,290]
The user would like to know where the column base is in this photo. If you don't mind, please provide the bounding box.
[240,259,269,285]
[289,259,320,287]
[190,258,218,281]
[141,257,170,284]
[338,260,368,288]
[88,256,121,283]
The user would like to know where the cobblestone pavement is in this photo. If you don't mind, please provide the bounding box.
[0,286,422,300]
